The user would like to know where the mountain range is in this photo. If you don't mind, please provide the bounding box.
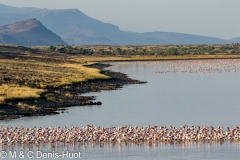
[0,3,239,46]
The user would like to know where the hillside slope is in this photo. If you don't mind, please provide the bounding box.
[0,19,68,46]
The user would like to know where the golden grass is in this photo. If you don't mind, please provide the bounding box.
[65,92,73,97]
[0,84,45,103]
[0,48,109,103]
[59,63,109,86]
[0,59,109,89]
[17,102,38,111]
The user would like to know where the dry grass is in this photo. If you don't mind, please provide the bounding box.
[0,50,109,103]
[17,102,38,111]
[0,84,45,103]
[0,59,109,89]
[59,62,108,86]
[65,92,73,97]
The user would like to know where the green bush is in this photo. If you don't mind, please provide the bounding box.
[0,110,7,115]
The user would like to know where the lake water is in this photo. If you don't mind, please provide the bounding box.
[1,60,240,159]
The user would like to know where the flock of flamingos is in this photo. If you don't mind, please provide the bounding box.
[111,59,240,74]
[149,59,240,74]
[0,125,240,147]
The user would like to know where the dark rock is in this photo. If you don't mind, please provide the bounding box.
[96,101,102,105]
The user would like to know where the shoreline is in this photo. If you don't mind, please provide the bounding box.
[0,63,146,120]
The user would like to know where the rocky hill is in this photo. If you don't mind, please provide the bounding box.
[0,19,67,46]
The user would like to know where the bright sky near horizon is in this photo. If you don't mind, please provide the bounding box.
[0,0,239,39]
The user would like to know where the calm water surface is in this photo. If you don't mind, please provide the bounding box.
[1,60,240,159]
[2,142,240,160]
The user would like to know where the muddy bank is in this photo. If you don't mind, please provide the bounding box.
[0,63,146,120]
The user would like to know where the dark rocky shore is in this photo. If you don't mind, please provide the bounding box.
[0,63,146,120]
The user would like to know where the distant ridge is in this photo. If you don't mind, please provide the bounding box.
[123,31,230,45]
[230,37,240,43]
[0,3,20,13]
[0,3,239,45]
[0,19,68,46]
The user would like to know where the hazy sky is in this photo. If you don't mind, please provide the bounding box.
[0,0,239,39]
